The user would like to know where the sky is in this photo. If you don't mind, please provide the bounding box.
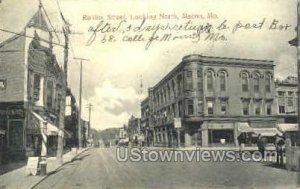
[0,0,297,130]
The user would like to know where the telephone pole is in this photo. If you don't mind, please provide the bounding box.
[86,103,93,138]
[74,57,89,148]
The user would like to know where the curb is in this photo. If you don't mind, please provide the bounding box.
[29,148,89,189]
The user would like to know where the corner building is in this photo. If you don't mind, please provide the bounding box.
[146,54,277,147]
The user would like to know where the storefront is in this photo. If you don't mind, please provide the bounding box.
[0,129,5,164]
[202,122,237,147]
[277,123,298,146]
[0,103,25,161]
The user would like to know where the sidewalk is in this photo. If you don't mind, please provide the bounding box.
[0,148,89,189]
[146,146,276,151]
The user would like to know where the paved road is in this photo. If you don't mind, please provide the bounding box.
[33,148,298,189]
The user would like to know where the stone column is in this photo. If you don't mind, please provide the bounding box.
[234,122,239,147]
[41,121,47,157]
[153,129,157,146]
[184,132,192,147]
[36,76,44,106]
[177,129,181,147]
[164,129,169,147]
[201,123,209,147]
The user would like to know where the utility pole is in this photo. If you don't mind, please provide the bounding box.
[86,103,93,138]
[56,26,69,163]
[74,57,89,148]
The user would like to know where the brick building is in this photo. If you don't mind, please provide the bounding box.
[0,6,66,159]
[275,76,298,146]
[142,54,279,147]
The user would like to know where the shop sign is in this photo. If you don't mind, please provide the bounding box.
[25,157,39,176]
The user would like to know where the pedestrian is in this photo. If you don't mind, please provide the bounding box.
[257,134,266,159]
[274,134,285,166]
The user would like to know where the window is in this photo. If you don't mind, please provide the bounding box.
[288,98,293,107]
[0,79,7,90]
[265,74,271,92]
[186,71,192,77]
[266,101,272,115]
[197,100,203,114]
[47,80,54,108]
[220,99,228,115]
[279,106,285,114]
[207,71,213,91]
[207,100,214,115]
[254,100,261,115]
[187,100,194,115]
[33,75,41,101]
[241,73,249,92]
[288,91,293,96]
[253,74,260,92]
[278,91,285,96]
[197,70,202,77]
[219,72,226,91]
[242,100,249,115]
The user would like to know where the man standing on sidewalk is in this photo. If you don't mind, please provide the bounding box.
[274,134,285,166]
[257,134,267,159]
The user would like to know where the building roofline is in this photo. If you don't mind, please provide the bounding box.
[0,32,25,49]
[151,54,274,90]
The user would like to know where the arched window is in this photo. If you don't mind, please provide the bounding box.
[241,73,249,92]
[265,74,271,92]
[219,72,226,91]
[207,71,213,91]
[253,74,260,92]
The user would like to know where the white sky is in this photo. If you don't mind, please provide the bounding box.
[0,0,297,130]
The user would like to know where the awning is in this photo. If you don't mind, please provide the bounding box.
[0,129,5,135]
[46,122,59,136]
[252,128,282,137]
[277,124,298,133]
[31,111,59,136]
[237,122,253,134]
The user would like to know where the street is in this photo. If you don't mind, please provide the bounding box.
[33,148,298,189]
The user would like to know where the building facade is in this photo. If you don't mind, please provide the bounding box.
[275,76,298,123]
[143,54,278,147]
[0,7,66,160]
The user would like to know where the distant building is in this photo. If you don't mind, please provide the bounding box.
[143,54,278,147]
[275,76,298,123]
[127,115,142,143]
